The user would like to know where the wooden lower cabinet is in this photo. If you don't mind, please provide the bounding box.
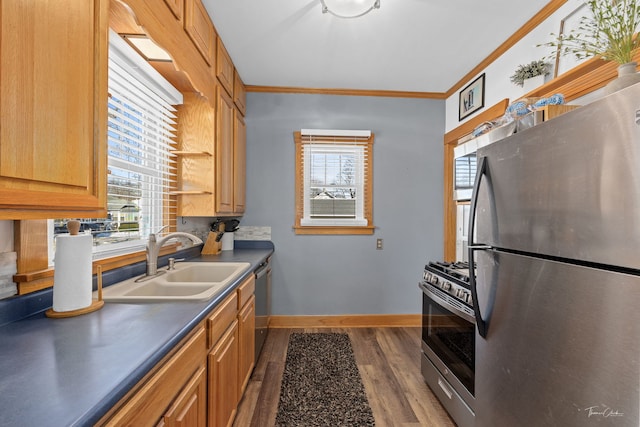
[161,366,207,427]
[208,320,239,427]
[101,275,258,427]
[238,295,255,400]
[100,326,207,426]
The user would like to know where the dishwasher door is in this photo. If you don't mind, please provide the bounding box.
[254,260,271,361]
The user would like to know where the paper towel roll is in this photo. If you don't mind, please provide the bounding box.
[221,232,234,251]
[53,233,93,312]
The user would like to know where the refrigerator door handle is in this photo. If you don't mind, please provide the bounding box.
[468,155,490,338]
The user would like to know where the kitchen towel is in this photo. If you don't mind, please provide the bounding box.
[52,233,93,312]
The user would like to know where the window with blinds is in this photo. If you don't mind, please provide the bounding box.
[294,130,374,235]
[53,31,183,256]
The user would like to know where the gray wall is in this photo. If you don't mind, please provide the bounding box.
[242,93,444,315]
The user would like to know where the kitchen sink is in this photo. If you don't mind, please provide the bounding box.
[100,262,251,302]
[164,263,247,283]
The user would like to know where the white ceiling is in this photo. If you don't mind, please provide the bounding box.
[202,0,550,94]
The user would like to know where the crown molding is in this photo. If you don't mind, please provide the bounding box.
[246,85,446,99]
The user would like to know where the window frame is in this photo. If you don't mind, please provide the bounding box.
[50,31,182,261]
[293,130,375,235]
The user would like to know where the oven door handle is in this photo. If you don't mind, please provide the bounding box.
[468,155,490,338]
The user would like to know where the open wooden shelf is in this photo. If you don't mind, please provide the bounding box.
[170,190,212,195]
[170,150,213,156]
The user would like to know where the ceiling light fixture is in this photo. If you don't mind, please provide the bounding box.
[320,0,380,19]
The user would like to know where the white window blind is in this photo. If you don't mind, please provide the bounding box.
[297,130,373,227]
[53,31,183,259]
[105,31,183,247]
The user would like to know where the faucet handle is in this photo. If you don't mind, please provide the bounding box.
[149,225,170,242]
[154,225,170,235]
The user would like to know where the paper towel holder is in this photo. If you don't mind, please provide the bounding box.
[45,223,105,318]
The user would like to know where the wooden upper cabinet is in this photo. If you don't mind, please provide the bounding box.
[0,0,108,219]
[163,0,184,21]
[233,110,246,214]
[216,84,235,214]
[184,0,216,66]
[233,70,247,116]
[216,39,234,97]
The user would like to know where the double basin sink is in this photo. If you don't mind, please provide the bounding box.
[100,262,251,302]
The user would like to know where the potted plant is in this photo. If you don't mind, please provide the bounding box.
[510,60,551,91]
[542,0,640,93]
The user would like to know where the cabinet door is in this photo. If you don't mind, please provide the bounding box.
[238,295,255,399]
[163,366,207,427]
[0,0,107,219]
[233,111,246,214]
[184,0,215,66]
[216,40,234,97]
[233,70,246,116]
[163,0,184,21]
[216,85,235,214]
[208,320,239,427]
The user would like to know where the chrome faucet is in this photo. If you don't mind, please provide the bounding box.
[143,230,203,279]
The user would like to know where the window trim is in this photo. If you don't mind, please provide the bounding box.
[293,130,375,235]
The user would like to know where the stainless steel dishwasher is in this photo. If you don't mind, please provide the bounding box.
[254,258,271,360]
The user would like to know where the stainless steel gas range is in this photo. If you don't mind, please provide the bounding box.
[418,261,475,427]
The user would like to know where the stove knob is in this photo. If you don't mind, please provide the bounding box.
[460,292,469,303]
[443,282,451,291]
[432,276,439,285]
[423,272,429,280]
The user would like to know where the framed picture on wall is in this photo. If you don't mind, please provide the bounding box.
[459,73,485,121]
[554,3,590,77]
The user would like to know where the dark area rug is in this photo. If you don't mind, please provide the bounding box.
[275,332,376,427]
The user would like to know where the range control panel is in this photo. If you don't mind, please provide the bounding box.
[422,270,473,306]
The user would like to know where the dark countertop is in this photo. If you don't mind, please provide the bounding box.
[0,244,273,427]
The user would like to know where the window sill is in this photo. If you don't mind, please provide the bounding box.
[293,225,375,235]
[13,243,180,295]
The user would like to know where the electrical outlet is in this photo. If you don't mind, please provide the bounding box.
[376,238,383,250]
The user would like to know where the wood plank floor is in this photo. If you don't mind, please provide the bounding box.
[233,327,456,427]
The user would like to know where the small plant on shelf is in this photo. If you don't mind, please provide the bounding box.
[510,60,551,87]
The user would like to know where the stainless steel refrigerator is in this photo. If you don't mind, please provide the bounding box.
[469,83,640,426]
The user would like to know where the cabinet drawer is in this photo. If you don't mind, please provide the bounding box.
[208,291,238,348]
[237,275,255,309]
